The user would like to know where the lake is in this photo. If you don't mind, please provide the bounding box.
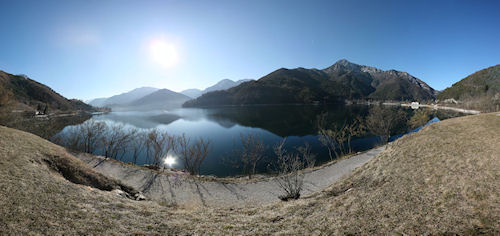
[55,104,464,177]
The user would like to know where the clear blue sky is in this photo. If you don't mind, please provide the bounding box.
[1,0,499,100]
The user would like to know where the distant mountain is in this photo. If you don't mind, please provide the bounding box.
[183,59,437,107]
[180,89,203,99]
[114,89,191,111]
[87,97,107,107]
[89,87,159,107]
[437,65,499,108]
[204,79,252,94]
[0,70,94,112]
[181,79,253,98]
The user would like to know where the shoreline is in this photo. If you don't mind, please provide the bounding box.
[75,145,386,207]
[381,102,481,114]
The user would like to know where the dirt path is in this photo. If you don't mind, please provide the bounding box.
[76,147,384,208]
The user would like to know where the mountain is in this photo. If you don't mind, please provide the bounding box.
[181,79,253,98]
[0,70,94,112]
[203,79,252,94]
[87,97,107,107]
[118,89,191,111]
[89,87,159,107]
[437,65,499,110]
[183,59,437,107]
[180,88,203,98]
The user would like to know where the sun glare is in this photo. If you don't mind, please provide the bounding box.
[163,155,176,167]
[149,39,179,68]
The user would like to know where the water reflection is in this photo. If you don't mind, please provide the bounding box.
[56,105,462,177]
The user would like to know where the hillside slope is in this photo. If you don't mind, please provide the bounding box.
[0,112,498,234]
[184,59,436,107]
[0,70,94,112]
[438,65,500,111]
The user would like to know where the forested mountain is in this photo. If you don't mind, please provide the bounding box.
[438,65,500,100]
[183,59,437,107]
[437,65,499,106]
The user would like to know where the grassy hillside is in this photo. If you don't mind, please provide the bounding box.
[438,65,500,111]
[0,70,94,112]
[1,112,498,234]
[0,70,98,139]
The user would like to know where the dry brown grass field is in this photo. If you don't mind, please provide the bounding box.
[0,112,498,235]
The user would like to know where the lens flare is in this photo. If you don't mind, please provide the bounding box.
[163,155,176,167]
[149,40,179,68]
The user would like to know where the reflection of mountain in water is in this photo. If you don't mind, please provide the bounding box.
[204,105,371,137]
[147,113,181,125]
[93,112,180,129]
[212,118,237,129]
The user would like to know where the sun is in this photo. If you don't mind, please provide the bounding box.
[149,39,179,68]
[163,155,176,167]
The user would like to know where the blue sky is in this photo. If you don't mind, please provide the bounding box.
[0,0,499,100]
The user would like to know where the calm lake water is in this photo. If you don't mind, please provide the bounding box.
[56,104,463,177]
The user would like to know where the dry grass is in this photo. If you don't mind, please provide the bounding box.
[0,112,499,234]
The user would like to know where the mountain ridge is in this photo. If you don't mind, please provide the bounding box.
[181,79,253,98]
[437,64,500,111]
[0,70,94,112]
[88,87,159,107]
[183,59,437,107]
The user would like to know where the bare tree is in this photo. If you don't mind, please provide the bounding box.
[239,134,267,179]
[52,125,85,151]
[345,116,365,153]
[144,129,176,167]
[317,113,365,159]
[130,129,147,164]
[296,142,316,168]
[318,128,337,161]
[408,108,433,129]
[274,139,315,201]
[318,123,348,159]
[366,106,407,143]
[177,134,212,175]
[101,124,135,159]
[52,120,107,154]
[80,120,107,154]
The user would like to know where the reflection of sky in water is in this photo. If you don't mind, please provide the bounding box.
[58,106,455,177]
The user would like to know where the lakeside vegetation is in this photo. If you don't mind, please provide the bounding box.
[1,112,497,234]
[51,105,436,177]
[0,59,498,234]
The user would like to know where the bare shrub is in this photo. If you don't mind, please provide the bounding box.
[274,139,315,201]
[365,106,407,144]
[409,108,433,129]
[130,129,147,164]
[177,134,212,175]
[317,113,364,160]
[239,134,266,179]
[52,120,107,154]
[296,142,316,168]
[345,116,365,153]
[101,124,135,160]
[52,125,85,151]
[144,129,176,167]
[80,120,107,154]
